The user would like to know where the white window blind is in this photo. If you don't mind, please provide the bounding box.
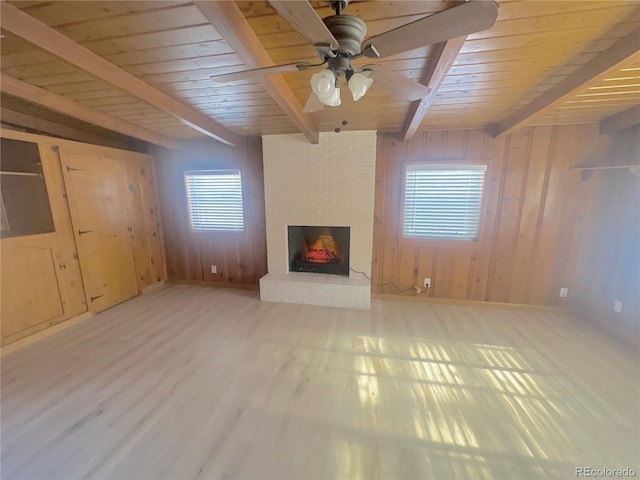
[185,170,245,232]
[403,164,487,240]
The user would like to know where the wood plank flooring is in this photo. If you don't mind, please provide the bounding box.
[2,284,638,479]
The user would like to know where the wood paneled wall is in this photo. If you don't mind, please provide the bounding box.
[1,129,165,346]
[562,127,639,338]
[372,125,638,314]
[373,129,501,301]
[154,137,267,287]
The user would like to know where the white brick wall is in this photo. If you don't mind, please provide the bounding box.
[261,131,377,309]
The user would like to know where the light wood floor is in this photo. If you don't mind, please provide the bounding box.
[2,284,638,479]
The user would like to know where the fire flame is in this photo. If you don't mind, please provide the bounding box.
[302,233,341,264]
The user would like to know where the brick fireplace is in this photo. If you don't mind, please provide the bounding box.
[259,131,376,309]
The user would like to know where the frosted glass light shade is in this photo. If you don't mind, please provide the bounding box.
[348,72,373,101]
[311,70,336,97]
[310,70,341,106]
[323,87,341,107]
[303,92,325,112]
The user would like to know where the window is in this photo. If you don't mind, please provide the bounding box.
[403,164,487,240]
[184,170,245,232]
[1,138,55,239]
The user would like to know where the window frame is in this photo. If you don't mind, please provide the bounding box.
[400,160,489,245]
[184,169,247,235]
[0,138,57,239]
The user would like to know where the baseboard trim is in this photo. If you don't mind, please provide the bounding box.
[372,293,568,313]
[166,279,259,291]
[1,311,93,356]
[142,280,167,293]
[572,306,640,351]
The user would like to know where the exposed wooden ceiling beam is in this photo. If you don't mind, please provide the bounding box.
[402,37,467,141]
[600,105,640,134]
[1,108,130,150]
[0,74,179,150]
[490,27,640,138]
[195,1,319,144]
[0,2,240,147]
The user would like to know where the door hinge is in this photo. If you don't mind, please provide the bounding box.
[90,294,104,302]
[59,262,67,270]
[78,230,93,236]
[66,165,83,172]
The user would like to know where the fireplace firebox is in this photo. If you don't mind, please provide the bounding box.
[288,226,350,276]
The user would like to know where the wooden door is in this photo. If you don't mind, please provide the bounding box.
[1,240,64,339]
[121,158,152,293]
[59,148,138,312]
[1,138,88,345]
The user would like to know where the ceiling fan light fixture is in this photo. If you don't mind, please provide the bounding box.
[320,86,342,107]
[212,0,501,112]
[311,70,336,97]
[311,69,341,106]
[348,72,373,101]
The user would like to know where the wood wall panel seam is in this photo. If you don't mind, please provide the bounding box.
[526,127,557,304]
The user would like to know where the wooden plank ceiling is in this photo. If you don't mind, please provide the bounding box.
[1,0,638,146]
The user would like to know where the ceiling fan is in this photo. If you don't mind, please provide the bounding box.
[210,0,500,112]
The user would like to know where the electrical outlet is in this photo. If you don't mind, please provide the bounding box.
[211,265,217,274]
[559,287,568,298]
[613,300,623,314]
[424,277,431,289]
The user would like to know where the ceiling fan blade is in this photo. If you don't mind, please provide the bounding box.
[269,0,339,49]
[303,92,325,113]
[211,62,310,83]
[368,68,431,101]
[362,1,499,58]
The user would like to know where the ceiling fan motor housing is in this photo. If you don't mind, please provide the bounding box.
[322,15,367,57]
